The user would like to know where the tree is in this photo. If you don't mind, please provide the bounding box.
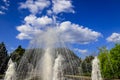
[98,45,120,79]
[0,42,9,74]
[10,45,25,64]
[110,44,120,78]
[81,55,94,76]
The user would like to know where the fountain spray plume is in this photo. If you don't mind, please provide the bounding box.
[53,54,65,80]
[91,56,103,80]
[10,0,81,79]
[4,59,16,80]
[15,25,64,80]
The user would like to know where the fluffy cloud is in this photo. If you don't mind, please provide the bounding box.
[0,11,5,14]
[19,0,74,15]
[16,24,43,40]
[59,21,102,44]
[24,15,53,27]
[19,0,50,14]
[74,48,88,54]
[16,20,101,44]
[17,24,33,33]
[52,0,74,14]
[107,33,120,43]
[16,33,32,40]
[16,15,52,40]
[3,0,10,6]
[17,0,102,44]
[0,0,10,15]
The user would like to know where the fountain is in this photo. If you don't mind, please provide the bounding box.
[5,27,79,80]
[53,54,65,80]
[3,0,102,80]
[4,59,16,80]
[91,57,103,80]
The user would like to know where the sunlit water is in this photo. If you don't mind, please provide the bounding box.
[3,28,79,80]
[4,59,16,80]
[53,54,65,80]
[91,57,102,80]
[4,28,103,80]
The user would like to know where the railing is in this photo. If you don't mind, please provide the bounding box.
[65,75,120,80]
[65,75,91,80]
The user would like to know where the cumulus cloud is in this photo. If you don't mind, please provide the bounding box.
[59,21,102,44]
[52,0,74,14]
[16,23,43,40]
[16,0,102,44]
[74,48,88,54]
[24,15,53,27]
[19,0,50,14]
[17,24,33,33]
[19,0,74,15]
[0,0,10,15]
[16,33,32,40]
[16,20,101,44]
[107,33,120,43]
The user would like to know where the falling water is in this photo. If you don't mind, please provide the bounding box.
[41,48,53,80]
[4,22,80,80]
[4,59,16,80]
[91,56,102,80]
[53,54,64,80]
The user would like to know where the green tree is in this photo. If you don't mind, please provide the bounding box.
[110,44,120,78]
[10,45,25,64]
[98,46,113,78]
[0,42,9,74]
[82,55,94,76]
[98,45,120,79]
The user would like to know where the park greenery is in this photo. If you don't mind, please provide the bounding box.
[98,44,120,79]
[0,42,120,79]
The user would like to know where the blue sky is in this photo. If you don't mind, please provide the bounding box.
[0,0,120,57]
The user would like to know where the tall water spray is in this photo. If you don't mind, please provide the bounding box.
[53,54,64,80]
[91,56,102,80]
[6,7,80,80]
[4,28,80,80]
[40,48,53,80]
[4,59,16,80]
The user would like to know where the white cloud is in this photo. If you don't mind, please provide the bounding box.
[35,16,53,26]
[24,15,53,27]
[16,14,102,44]
[16,24,33,40]
[3,0,10,6]
[19,0,74,15]
[58,21,102,44]
[52,0,74,14]
[19,0,50,14]
[17,0,102,44]
[0,11,5,15]
[24,15,36,24]
[1,6,8,10]
[3,0,6,2]
[107,33,120,43]
[47,10,52,15]
[74,48,88,54]
[16,20,101,44]
[16,33,32,40]
[16,24,33,33]
[16,23,44,40]
[0,0,10,15]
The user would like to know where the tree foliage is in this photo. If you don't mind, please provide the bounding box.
[10,45,25,64]
[0,42,9,74]
[110,44,120,78]
[98,44,120,79]
[81,56,94,76]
